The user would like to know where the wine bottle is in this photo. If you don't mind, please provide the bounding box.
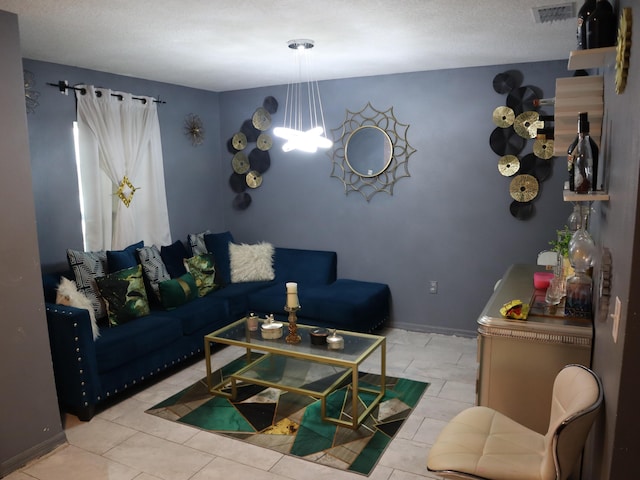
[577,0,597,49]
[568,113,599,191]
[586,0,617,49]
[572,113,599,193]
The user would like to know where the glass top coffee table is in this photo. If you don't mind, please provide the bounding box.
[204,317,386,429]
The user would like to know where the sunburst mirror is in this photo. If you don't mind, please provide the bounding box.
[329,102,415,202]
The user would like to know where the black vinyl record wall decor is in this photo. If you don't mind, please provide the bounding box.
[227,96,278,210]
[490,71,556,221]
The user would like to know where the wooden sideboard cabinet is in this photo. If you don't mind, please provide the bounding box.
[476,264,593,434]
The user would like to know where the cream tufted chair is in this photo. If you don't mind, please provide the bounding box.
[426,364,603,480]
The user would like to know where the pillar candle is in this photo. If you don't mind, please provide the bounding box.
[286,282,299,308]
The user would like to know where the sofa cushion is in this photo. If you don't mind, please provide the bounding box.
[169,294,231,336]
[184,253,217,296]
[67,248,108,320]
[273,248,337,285]
[95,264,150,326]
[94,313,182,373]
[304,279,390,331]
[204,231,234,285]
[160,240,189,278]
[229,242,275,283]
[158,272,198,309]
[107,241,144,273]
[210,281,273,320]
[248,279,390,332]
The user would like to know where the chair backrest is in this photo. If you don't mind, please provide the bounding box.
[541,364,603,480]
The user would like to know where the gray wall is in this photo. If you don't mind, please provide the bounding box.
[219,63,571,335]
[582,0,640,476]
[13,11,640,477]
[0,11,65,476]
[23,59,224,272]
[25,57,572,336]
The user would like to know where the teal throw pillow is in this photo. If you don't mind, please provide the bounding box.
[158,272,198,309]
[95,264,150,326]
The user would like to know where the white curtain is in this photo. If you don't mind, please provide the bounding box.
[75,85,171,251]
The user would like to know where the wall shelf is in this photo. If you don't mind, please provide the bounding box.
[563,190,609,202]
[568,46,616,70]
[553,76,603,155]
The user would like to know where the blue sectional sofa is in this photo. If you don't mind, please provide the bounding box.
[42,232,390,420]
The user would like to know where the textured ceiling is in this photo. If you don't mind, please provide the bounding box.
[1,0,577,92]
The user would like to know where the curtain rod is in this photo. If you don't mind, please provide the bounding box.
[46,81,166,104]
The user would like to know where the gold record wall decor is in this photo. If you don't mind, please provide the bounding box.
[227,96,278,210]
[514,111,542,139]
[498,155,520,177]
[329,102,416,202]
[509,174,539,203]
[492,106,515,127]
[490,70,556,220]
[232,152,250,174]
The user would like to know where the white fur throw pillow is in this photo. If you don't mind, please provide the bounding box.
[229,242,275,283]
[56,276,100,340]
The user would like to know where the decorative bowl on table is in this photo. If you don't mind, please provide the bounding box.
[309,328,329,345]
[260,317,283,339]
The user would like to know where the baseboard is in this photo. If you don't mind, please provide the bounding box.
[0,431,66,478]
[389,320,477,338]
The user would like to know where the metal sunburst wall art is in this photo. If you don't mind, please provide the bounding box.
[184,113,205,146]
[23,70,41,114]
[330,102,415,202]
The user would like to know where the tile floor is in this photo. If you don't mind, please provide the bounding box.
[6,328,477,480]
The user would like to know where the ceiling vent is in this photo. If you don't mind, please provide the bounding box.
[532,3,575,23]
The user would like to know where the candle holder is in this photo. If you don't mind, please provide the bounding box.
[284,305,301,344]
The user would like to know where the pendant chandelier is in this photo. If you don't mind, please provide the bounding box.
[273,39,333,153]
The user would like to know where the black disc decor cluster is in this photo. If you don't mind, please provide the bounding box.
[227,96,278,210]
[490,71,555,220]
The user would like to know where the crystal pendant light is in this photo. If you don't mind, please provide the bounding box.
[273,39,333,153]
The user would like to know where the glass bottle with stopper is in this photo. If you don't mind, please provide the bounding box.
[577,0,598,49]
[586,0,617,49]
[569,112,599,193]
[565,207,596,318]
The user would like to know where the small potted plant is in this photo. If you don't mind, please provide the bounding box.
[549,226,574,287]
[549,226,572,258]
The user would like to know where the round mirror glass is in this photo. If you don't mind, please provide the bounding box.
[345,126,393,177]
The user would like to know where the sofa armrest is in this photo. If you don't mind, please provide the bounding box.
[45,303,102,416]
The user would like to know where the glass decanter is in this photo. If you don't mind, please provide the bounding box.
[568,206,595,272]
[565,206,595,318]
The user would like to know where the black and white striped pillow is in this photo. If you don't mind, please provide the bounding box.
[137,245,170,301]
[66,248,108,320]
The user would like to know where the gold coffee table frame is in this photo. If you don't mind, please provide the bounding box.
[204,317,386,429]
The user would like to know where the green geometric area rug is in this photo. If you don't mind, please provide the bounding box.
[146,355,429,476]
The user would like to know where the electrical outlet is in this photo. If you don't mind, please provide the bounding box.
[429,281,438,294]
[611,296,621,343]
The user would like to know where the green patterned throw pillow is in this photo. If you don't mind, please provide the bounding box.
[95,264,150,326]
[184,254,217,297]
[158,272,198,309]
